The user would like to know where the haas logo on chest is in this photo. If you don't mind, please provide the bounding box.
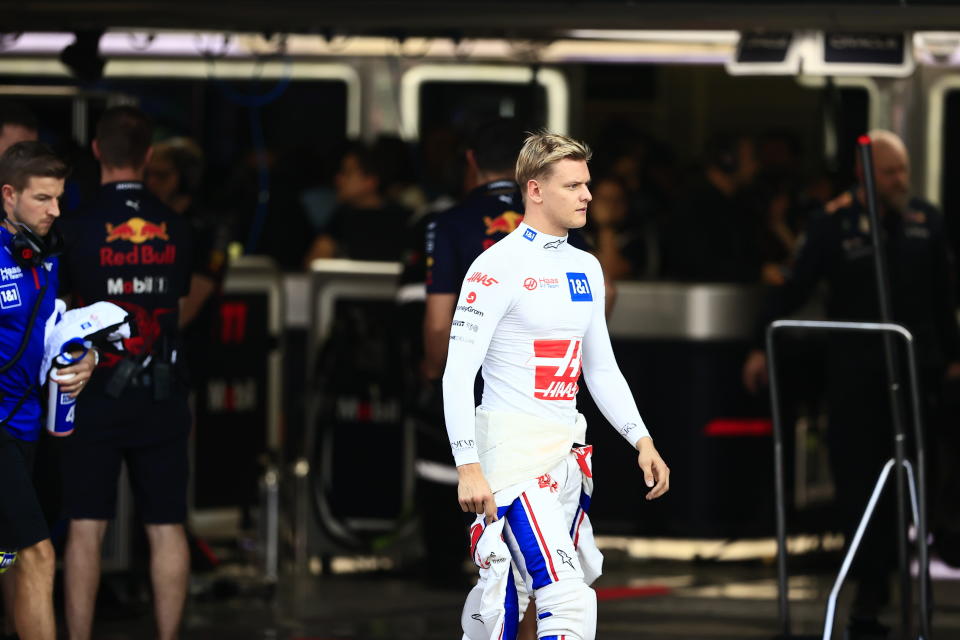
[533,338,581,400]
[466,271,499,287]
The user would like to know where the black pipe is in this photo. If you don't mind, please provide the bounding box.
[856,136,915,639]
[767,326,792,638]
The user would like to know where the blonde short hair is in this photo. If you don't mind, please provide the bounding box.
[515,131,592,195]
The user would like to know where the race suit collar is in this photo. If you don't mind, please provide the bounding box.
[516,221,568,251]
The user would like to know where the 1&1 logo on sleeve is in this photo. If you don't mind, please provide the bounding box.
[565,273,592,301]
[0,283,22,309]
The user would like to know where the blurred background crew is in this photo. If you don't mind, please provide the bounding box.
[303,142,412,264]
[145,136,229,329]
[662,134,762,283]
[0,101,38,156]
[412,118,528,590]
[743,130,960,640]
[422,118,529,382]
[579,175,649,281]
[57,106,194,640]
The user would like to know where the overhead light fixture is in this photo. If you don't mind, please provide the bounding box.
[565,30,738,44]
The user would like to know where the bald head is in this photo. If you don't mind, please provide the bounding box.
[858,129,910,214]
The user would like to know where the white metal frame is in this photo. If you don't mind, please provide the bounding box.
[399,63,569,140]
[0,58,361,138]
[924,73,960,205]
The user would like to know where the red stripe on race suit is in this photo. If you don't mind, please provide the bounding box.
[573,511,586,550]
[521,492,559,583]
[469,522,484,562]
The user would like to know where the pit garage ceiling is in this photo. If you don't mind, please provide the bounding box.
[7,1,960,35]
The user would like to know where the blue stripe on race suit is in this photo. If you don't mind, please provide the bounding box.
[503,566,519,640]
[538,611,553,620]
[579,491,591,513]
[569,506,582,538]
[506,496,553,590]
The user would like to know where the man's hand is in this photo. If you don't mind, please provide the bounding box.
[636,437,670,500]
[457,463,497,522]
[742,349,768,394]
[52,349,97,398]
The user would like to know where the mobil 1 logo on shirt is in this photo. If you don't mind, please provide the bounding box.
[566,272,592,301]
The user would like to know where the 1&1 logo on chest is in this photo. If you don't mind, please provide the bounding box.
[565,272,592,301]
[0,283,22,309]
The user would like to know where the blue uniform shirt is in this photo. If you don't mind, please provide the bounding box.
[0,226,59,441]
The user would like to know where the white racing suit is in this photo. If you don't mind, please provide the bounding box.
[443,223,653,640]
[461,445,602,640]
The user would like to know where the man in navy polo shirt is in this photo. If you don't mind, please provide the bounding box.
[58,107,193,640]
[0,141,95,640]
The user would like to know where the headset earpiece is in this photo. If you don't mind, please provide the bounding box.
[8,222,58,269]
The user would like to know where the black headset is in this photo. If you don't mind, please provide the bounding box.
[7,221,63,269]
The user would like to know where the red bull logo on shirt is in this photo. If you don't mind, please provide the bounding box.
[100,245,176,267]
[533,338,582,400]
[105,217,170,244]
[483,211,523,236]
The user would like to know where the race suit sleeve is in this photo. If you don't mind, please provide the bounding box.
[442,256,515,466]
[580,262,652,448]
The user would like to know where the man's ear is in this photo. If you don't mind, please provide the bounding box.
[526,179,543,205]
[91,139,101,161]
[1,184,16,212]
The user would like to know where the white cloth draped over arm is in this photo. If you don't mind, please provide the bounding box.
[580,269,651,448]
